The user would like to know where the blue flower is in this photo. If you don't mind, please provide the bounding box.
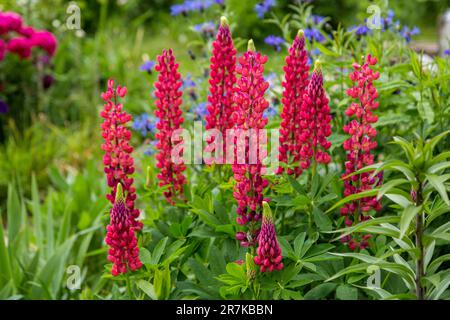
[264,105,278,118]
[170,4,188,16]
[193,21,216,38]
[170,0,215,16]
[400,26,420,43]
[0,99,9,114]
[304,27,325,42]
[254,0,276,19]
[144,141,158,156]
[185,0,214,12]
[190,102,208,119]
[348,24,371,36]
[311,48,321,56]
[182,74,196,89]
[140,60,155,73]
[132,113,157,137]
[264,35,285,51]
[444,49,450,56]
[310,14,325,25]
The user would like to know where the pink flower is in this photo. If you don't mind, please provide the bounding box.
[154,49,187,204]
[205,16,236,163]
[100,79,142,231]
[254,202,283,273]
[105,183,142,276]
[341,54,382,250]
[31,30,57,56]
[232,40,270,243]
[278,30,310,176]
[6,37,32,59]
[0,11,23,35]
[297,60,332,168]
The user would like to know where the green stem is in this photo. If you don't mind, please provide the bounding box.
[126,274,133,299]
[415,184,425,300]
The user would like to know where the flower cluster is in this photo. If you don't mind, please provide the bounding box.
[341,54,382,250]
[278,31,310,176]
[264,35,285,51]
[100,79,142,231]
[254,202,283,273]
[154,49,187,204]
[297,61,332,167]
[348,9,420,43]
[105,183,142,276]
[0,11,57,61]
[132,113,157,137]
[254,0,276,19]
[170,0,224,16]
[232,40,270,242]
[205,16,236,163]
[304,27,325,43]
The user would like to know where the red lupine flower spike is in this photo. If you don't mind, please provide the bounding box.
[254,202,283,273]
[204,16,237,163]
[100,79,142,231]
[105,183,142,276]
[340,54,382,250]
[298,60,332,168]
[278,30,310,176]
[154,49,187,204]
[232,40,270,246]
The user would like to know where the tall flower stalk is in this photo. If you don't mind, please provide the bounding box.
[205,16,236,163]
[232,40,270,247]
[154,49,187,204]
[340,54,382,250]
[278,30,310,176]
[101,79,141,230]
[105,183,142,276]
[298,61,332,176]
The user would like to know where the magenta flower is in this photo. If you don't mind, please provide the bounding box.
[0,11,23,34]
[297,60,332,168]
[254,202,283,273]
[341,54,382,250]
[278,30,310,176]
[100,79,142,231]
[105,183,142,276]
[205,16,236,163]
[6,37,32,59]
[31,30,57,57]
[232,40,270,243]
[154,49,187,204]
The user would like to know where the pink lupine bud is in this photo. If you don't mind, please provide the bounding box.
[254,202,283,273]
[105,183,142,276]
[154,49,187,204]
[232,40,270,246]
[278,30,310,176]
[340,54,383,249]
[205,16,236,163]
[100,79,142,231]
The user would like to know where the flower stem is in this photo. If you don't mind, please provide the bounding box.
[415,183,425,300]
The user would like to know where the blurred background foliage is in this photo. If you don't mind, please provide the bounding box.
[0,0,449,299]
